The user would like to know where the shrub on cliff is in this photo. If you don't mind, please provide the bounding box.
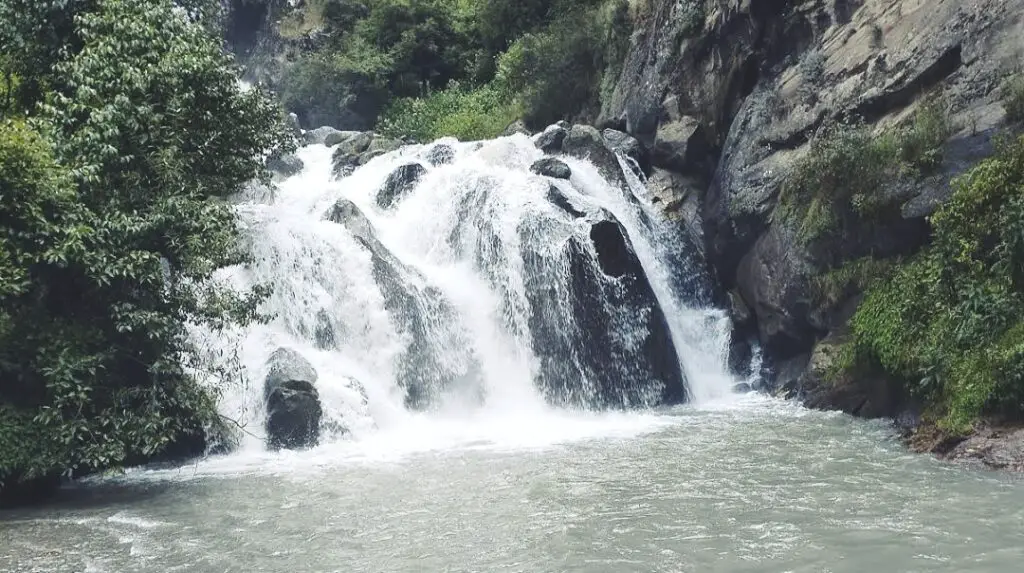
[779,102,950,245]
[846,135,1024,432]
[0,0,290,492]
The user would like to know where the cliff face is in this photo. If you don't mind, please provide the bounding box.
[601,0,1024,419]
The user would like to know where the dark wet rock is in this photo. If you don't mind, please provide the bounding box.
[732,382,754,394]
[603,128,649,174]
[425,144,455,166]
[376,163,427,209]
[522,210,687,408]
[944,428,1024,471]
[264,348,322,450]
[530,157,572,180]
[545,185,586,218]
[502,119,531,137]
[798,330,907,419]
[561,125,626,186]
[535,125,568,154]
[267,153,304,177]
[736,224,817,358]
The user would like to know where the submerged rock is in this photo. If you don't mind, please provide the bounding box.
[530,157,572,180]
[545,185,586,218]
[325,199,482,409]
[264,348,322,450]
[376,163,427,209]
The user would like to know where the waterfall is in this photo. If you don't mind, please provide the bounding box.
[195,132,739,452]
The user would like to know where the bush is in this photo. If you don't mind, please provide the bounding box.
[779,101,950,244]
[377,81,522,142]
[494,3,614,127]
[847,135,1024,432]
[1004,74,1024,123]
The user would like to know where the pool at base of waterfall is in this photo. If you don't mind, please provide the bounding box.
[3,394,1023,573]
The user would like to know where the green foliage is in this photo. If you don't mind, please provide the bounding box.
[377,82,521,141]
[810,256,897,308]
[275,0,632,132]
[847,135,1024,433]
[279,41,390,129]
[0,0,289,488]
[1004,74,1024,123]
[495,1,620,127]
[779,101,950,244]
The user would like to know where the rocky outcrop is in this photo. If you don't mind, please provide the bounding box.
[522,207,688,408]
[376,163,427,209]
[601,0,1024,415]
[264,348,322,450]
[530,157,572,179]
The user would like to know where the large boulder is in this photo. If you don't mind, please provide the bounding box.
[522,209,688,408]
[305,126,343,146]
[530,157,572,179]
[376,163,427,209]
[651,116,708,174]
[535,125,568,154]
[264,348,322,450]
[603,128,650,174]
[561,125,628,186]
[331,132,375,178]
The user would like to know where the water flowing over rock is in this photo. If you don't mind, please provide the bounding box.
[264,348,322,450]
[376,163,427,209]
[197,135,736,452]
[530,157,572,179]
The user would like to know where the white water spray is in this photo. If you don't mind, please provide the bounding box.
[196,133,740,457]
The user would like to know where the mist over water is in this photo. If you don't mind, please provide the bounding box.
[5,135,1024,573]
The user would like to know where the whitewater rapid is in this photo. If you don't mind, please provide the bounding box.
[185,133,744,468]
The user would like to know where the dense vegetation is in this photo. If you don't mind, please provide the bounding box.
[843,134,1024,433]
[786,90,1024,434]
[259,0,634,140]
[0,0,290,496]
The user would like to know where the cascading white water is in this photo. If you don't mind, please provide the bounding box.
[194,132,741,453]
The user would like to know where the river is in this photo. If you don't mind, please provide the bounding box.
[3,133,1023,572]
[3,396,1024,572]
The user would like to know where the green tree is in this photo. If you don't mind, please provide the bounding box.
[0,0,290,493]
